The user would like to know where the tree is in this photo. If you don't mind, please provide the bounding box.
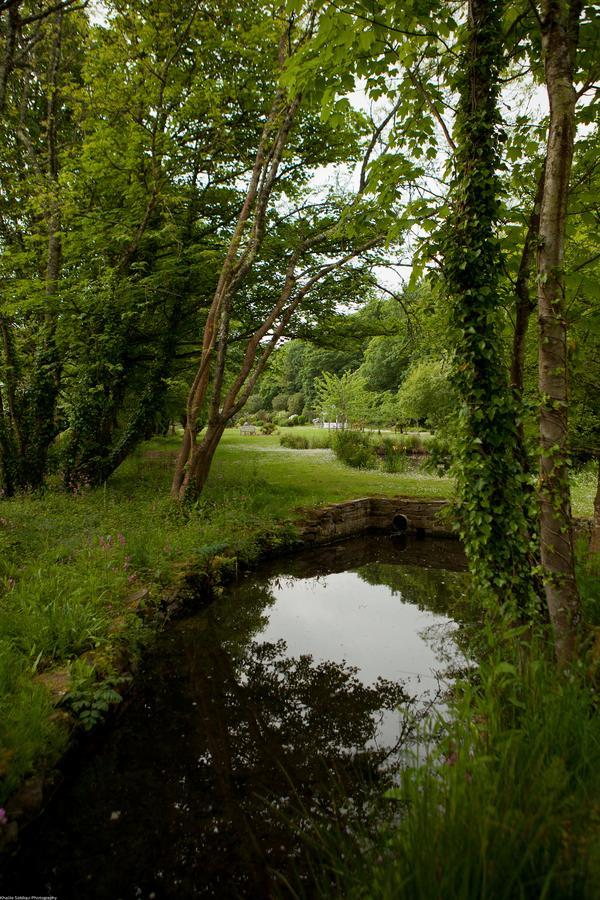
[536,0,584,665]
[61,0,264,486]
[170,6,396,501]
[396,359,453,429]
[0,3,84,491]
[359,335,411,393]
[314,370,372,429]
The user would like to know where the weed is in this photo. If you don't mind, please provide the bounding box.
[63,662,128,731]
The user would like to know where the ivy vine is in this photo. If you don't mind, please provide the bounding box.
[441,0,538,611]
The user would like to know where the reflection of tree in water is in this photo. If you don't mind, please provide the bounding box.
[356,562,470,619]
[2,616,419,900]
[356,561,478,667]
[184,619,413,897]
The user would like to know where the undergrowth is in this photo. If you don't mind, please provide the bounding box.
[280,433,309,449]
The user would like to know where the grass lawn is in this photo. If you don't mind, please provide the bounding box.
[0,427,596,810]
[213,427,451,507]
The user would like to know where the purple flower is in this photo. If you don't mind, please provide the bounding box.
[0,808,8,825]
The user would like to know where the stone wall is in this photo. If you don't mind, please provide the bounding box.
[297,497,453,545]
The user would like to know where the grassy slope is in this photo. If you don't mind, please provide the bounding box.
[0,429,596,807]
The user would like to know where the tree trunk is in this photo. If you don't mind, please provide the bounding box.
[0,3,20,115]
[537,0,582,666]
[179,421,226,502]
[510,167,545,396]
[510,167,545,479]
[172,425,192,498]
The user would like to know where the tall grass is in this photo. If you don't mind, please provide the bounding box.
[308,431,332,449]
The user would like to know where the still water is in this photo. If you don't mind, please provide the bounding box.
[1,534,469,899]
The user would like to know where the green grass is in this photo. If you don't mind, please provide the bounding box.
[219,428,451,505]
[571,462,597,519]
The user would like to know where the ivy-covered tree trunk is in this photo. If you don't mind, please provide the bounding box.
[442,0,535,607]
[537,0,582,665]
[63,293,183,488]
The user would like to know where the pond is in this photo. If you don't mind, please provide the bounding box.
[1,534,470,899]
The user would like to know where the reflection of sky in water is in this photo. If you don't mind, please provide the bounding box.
[255,569,463,749]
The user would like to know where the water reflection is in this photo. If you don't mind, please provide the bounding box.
[1,535,470,900]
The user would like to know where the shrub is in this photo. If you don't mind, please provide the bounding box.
[309,432,332,449]
[424,431,454,475]
[280,433,309,449]
[260,422,277,435]
[272,393,290,412]
[374,437,410,473]
[396,433,428,452]
[332,430,376,469]
[288,391,305,416]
